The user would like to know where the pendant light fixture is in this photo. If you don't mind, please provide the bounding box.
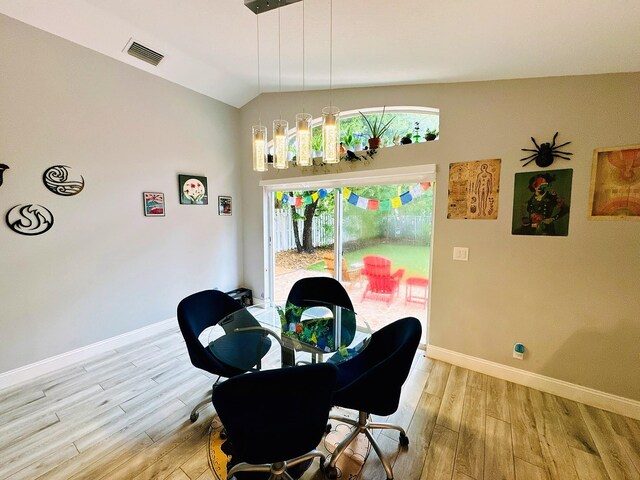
[273,1,289,169]
[322,0,340,164]
[251,7,267,172]
[295,1,312,167]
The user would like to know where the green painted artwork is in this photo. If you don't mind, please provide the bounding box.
[179,175,208,205]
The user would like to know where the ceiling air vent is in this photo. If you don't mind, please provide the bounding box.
[126,41,164,66]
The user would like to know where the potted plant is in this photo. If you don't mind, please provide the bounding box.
[359,106,394,150]
[424,128,438,141]
[400,133,412,144]
[412,122,422,144]
[312,133,323,158]
[341,125,356,151]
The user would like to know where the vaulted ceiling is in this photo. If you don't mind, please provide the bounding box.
[2,0,639,108]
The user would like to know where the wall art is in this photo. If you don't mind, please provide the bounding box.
[520,132,572,168]
[0,164,8,187]
[143,192,165,217]
[512,169,572,236]
[447,159,501,219]
[218,196,232,216]
[43,165,85,196]
[588,145,640,220]
[179,175,208,205]
[6,204,54,236]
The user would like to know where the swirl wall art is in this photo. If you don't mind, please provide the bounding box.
[6,204,55,236]
[0,164,8,187]
[43,165,85,196]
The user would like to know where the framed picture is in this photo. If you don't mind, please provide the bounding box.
[512,169,573,236]
[218,196,232,216]
[588,144,640,220]
[447,158,501,219]
[179,175,208,205]
[143,192,165,217]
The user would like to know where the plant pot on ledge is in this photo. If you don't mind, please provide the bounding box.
[368,137,382,150]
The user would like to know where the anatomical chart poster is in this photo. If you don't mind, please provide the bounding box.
[447,159,501,219]
[589,145,640,220]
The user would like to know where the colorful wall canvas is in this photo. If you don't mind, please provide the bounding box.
[143,192,165,217]
[588,145,640,220]
[447,159,501,219]
[179,175,208,205]
[218,196,232,216]
[512,169,573,236]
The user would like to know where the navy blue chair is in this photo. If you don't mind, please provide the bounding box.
[177,289,271,422]
[212,363,338,480]
[325,317,422,480]
[286,276,354,311]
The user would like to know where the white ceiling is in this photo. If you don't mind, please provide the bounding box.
[2,0,639,108]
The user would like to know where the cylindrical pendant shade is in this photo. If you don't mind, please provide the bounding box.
[252,125,268,172]
[273,120,289,169]
[295,113,313,167]
[322,106,340,164]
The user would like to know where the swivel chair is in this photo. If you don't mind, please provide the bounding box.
[286,276,354,310]
[177,289,271,422]
[212,363,338,480]
[325,317,422,480]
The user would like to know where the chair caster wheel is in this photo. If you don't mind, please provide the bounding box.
[399,432,409,446]
[325,423,332,434]
[325,466,338,479]
[190,412,199,422]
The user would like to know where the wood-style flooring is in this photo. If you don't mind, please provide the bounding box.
[0,327,639,480]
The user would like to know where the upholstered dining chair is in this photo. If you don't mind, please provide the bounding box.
[212,363,338,480]
[324,317,422,480]
[286,276,354,311]
[177,289,271,422]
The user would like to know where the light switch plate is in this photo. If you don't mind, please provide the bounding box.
[453,247,469,261]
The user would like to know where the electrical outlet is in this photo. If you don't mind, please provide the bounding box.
[453,247,469,261]
[513,343,525,360]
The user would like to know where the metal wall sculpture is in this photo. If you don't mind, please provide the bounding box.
[43,165,85,196]
[521,132,573,168]
[0,164,8,186]
[6,204,55,236]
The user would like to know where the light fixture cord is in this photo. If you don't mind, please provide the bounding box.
[256,6,262,126]
[329,0,333,108]
[302,0,305,113]
[278,0,282,120]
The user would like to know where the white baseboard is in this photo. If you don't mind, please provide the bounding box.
[427,344,640,421]
[0,317,178,391]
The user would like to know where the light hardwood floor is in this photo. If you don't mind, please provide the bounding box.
[0,327,639,480]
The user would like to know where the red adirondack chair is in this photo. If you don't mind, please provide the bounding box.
[360,255,405,304]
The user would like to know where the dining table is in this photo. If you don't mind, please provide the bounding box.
[207,300,372,370]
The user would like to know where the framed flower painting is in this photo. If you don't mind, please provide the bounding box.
[179,175,208,205]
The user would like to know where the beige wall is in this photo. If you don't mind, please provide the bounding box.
[0,15,243,373]
[240,73,640,401]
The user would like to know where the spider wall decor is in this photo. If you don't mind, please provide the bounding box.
[521,132,573,167]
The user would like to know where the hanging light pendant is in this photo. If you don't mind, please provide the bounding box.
[252,125,268,172]
[322,106,340,164]
[296,113,312,166]
[273,119,289,169]
[322,0,340,164]
[252,7,268,172]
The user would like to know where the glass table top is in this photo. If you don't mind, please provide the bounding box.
[207,301,371,370]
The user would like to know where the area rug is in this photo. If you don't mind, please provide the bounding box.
[324,423,372,480]
[207,417,370,480]
[207,416,312,480]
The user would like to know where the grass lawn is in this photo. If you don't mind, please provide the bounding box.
[308,243,430,278]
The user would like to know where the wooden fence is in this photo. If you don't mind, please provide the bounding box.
[274,209,432,253]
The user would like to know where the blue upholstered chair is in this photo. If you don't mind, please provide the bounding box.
[286,276,354,311]
[177,289,271,422]
[325,317,422,480]
[212,363,338,480]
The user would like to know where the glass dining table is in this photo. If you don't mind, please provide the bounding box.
[207,300,372,370]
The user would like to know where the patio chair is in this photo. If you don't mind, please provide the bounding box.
[360,255,405,304]
[322,252,361,283]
